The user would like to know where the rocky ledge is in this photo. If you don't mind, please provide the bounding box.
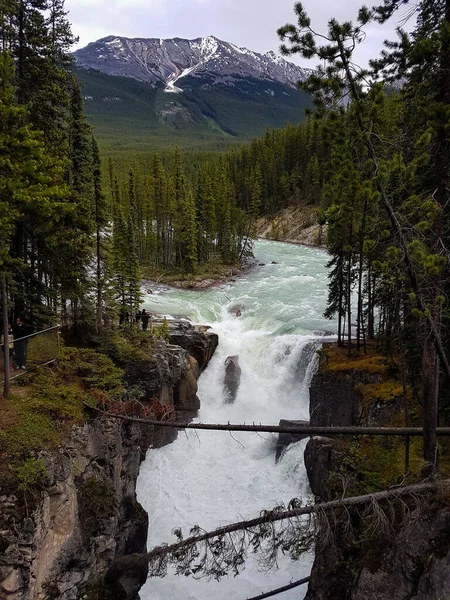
[0,324,218,600]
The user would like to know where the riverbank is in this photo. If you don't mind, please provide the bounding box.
[142,256,258,292]
[142,237,328,297]
[140,204,327,293]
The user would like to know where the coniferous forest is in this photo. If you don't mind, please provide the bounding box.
[1,1,450,589]
[1,0,449,473]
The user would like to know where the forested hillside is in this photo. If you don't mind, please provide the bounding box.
[104,0,450,482]
[72,34,313,152]
[75,67,312,152]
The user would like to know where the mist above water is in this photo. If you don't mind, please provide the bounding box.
[136,240,334,600]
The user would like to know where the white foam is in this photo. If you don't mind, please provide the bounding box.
[137,240,334,599]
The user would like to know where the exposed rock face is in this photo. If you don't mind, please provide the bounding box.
[304,350,450,599]
[309,372,361,427]
[0,419,148,600]
[255,204,326,248]
[0,332,216,600]
[165,321,218,374]
[223,355,241,403]
[305,501,450,600]
[352,503,450,599]
[275,419,309,462]
[303,437,346,499]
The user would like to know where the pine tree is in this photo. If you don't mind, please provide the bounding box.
[278,0,450,473]
[0,50,67,319]
[370,0,450,475]
[92,137,108,331]
[180,190,198,274]
[111,206,141,324]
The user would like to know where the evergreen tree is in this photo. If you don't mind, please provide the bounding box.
[278,0,450,474]
[0,50,67,319]
[180,190,198,274]
[92,137,108,330]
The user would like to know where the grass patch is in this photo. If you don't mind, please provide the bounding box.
[0,347,125,497]
[318,343,392,375]
[355,381,405,406]
[142,259,239,289]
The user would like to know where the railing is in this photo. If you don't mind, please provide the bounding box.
[1,325,61,386]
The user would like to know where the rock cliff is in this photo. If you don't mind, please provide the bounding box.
[0,325,218,600]
[255,204,326,248]
[304,344,450,599]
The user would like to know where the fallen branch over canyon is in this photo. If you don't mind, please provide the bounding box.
[110,479,450,581]
[85,404,450,436]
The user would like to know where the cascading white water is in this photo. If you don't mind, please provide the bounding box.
[136,240,335,599]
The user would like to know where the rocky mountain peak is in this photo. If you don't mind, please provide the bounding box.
[73,35,314,93]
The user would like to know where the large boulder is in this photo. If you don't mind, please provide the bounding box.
[167,322,218,373]
[228,304,244,317]
[275,419,309,461]
[223,356,241,403]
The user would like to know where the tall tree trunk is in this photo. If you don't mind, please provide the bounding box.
[367,268,374,340]
[356,198,367,352]
[96,222,102,332]
[421,330,439,477]
[347,225,353,356]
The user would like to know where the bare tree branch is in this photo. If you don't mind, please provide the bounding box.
[245,576,310,600]
[84,405,450,436]
[113,479,450,581]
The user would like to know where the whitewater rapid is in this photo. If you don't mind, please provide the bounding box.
[136,240,334,600]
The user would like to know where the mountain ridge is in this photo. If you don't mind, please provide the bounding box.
[73,34,314,93]
[73,35,313,152]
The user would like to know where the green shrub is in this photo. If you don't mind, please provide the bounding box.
[59,348,124,396]
[154,317,170,342]
[16,458,47,494]
[99,328,156,364]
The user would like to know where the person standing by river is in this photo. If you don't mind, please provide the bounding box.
[12,317,33,370]
[141,310,152,332]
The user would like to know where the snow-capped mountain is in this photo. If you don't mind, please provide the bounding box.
[73,35,314,93]
[73,35,314,150]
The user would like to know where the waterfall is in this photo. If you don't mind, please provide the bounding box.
[136,240,335,599]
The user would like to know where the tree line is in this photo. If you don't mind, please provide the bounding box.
[0,0,143,334]
[276,0,450,477]
[1,0,448,477]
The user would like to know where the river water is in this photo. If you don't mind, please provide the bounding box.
[136,240,334,600]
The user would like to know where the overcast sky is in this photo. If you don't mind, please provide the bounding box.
[66,0,413,68]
